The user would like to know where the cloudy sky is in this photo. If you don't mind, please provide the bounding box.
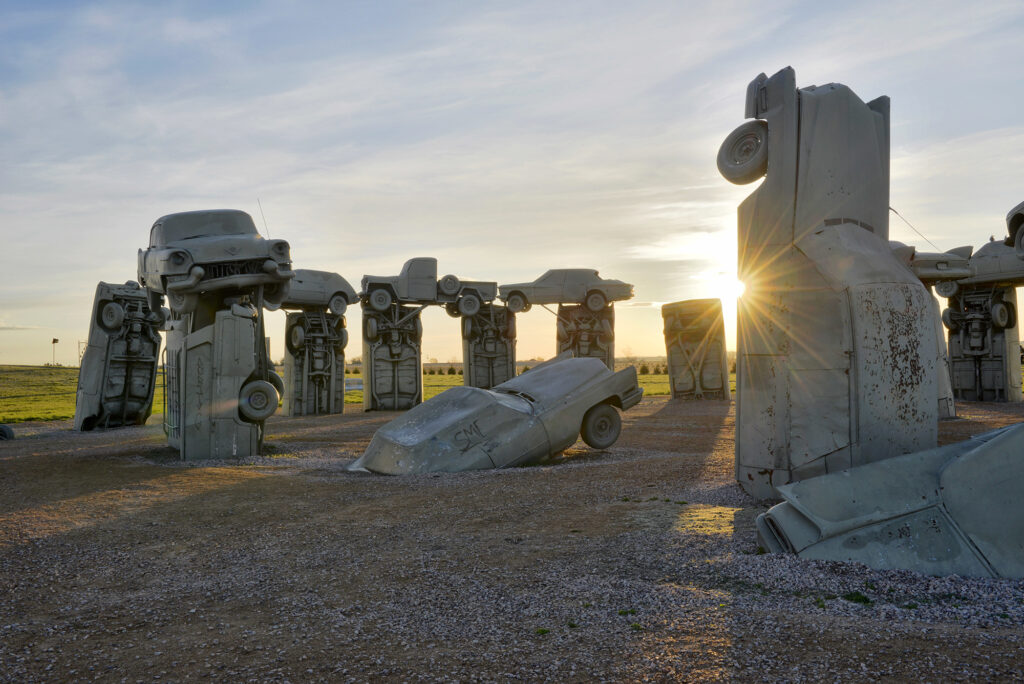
[2,0,1022,365]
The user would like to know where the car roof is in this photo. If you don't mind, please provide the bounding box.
[150,209,258,246]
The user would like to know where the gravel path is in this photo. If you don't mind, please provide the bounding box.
[1,398,1022,681]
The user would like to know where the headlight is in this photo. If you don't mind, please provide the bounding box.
[272,241,290,258]
[170,251,189,266]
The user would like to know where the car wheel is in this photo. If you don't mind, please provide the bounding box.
[0,424,13,440]
[717,120,768,185]
[585,291,607,313]
[329,293,348,315]
[580,403,621,450]
[458,293,481,317]
[941,308,958,332]
[368,288,392,312]
[506,292,527,314]
[100,302,126,331]
[364,317,378,341]
[462,317,474,339]
[263,281,290,310]
[505,315,516,340]
[935,280,959,299]
[445,302,461,318]
[167,291,198,315]
[336,328,349,351]
[439,274,461,296]
[268,370,285,396]
[287,324,305,355]
[238,380,279,422]
[991,301,1014,329]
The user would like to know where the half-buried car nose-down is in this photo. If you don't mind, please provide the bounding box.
[349,355,643,474]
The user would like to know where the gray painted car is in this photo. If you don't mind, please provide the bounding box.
[361,257,497,317]
[137,209,294,315]
[74,281,162,430]
[349,354,643,474]
[756,423,1024,578]
[499,269,634,314]
[281,269,358,315]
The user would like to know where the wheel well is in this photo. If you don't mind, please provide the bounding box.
[599,395,622,409]
[1009,213,1024,245]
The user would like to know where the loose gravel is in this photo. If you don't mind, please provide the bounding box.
[1,398,1022,681]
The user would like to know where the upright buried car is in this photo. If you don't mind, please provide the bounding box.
[138,209,294,315]
[499,269,634,314]
[349,355,643,474]
[74,281,162,430]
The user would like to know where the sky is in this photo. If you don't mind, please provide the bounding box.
[1,0,1023,365]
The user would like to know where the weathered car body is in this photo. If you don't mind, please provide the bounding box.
[757,423,1024,579]
[719,67,940,500]
[499,269,634,314]
[137,209,294,314]
[662,298,731,400]
[281,269,357,315]
[74,281,162,430]
[349,355,643,474]
[361,257,497,316]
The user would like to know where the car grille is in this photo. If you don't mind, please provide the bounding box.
[201,259,266,280]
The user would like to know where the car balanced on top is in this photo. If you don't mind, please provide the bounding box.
[498,269,634,314]
[360,257,497,317]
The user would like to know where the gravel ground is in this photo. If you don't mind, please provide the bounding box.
[1,398,1023,682]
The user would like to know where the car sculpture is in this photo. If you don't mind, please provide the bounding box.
[75,281,162,430]
[757,422,1024,579]
[138,209,294,315]
[348,354,644,474]
[280,269,358,315]
[498,269,634,314]
[361,257,497,317]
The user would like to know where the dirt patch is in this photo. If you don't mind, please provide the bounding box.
[1,398,1022,681]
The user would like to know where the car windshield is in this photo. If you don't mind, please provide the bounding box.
[150,210,258,246]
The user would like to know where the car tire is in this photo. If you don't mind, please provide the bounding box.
[364,317,378,341]
[505,315,516,340]
[462,317,474,339]
[506,292,527,314]
[941,308,958,332]
[328,293,348,315]
[445,302,461,318]
[336,328,349,351]
[458,293,481,317]
[100,302,126,331]
[439,274,461,296]
[238,380,279,422]
[368,288,392,312]
[585,290,607,313]
[991,301,1014,329]
[0,424,13,440]
[268,370,285,397]
[287,324,305,355]
[717,120,769,185]
[580,403,621,450]
[935,280,959,299]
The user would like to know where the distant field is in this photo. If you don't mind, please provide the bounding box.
[0,364,692,424]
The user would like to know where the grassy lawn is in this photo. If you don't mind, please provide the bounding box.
[0,364,735,424]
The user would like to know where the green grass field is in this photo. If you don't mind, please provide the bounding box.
[0,364,698,424]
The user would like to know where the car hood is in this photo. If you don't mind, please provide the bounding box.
[165,234,284,263]
[348,386,543,475]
